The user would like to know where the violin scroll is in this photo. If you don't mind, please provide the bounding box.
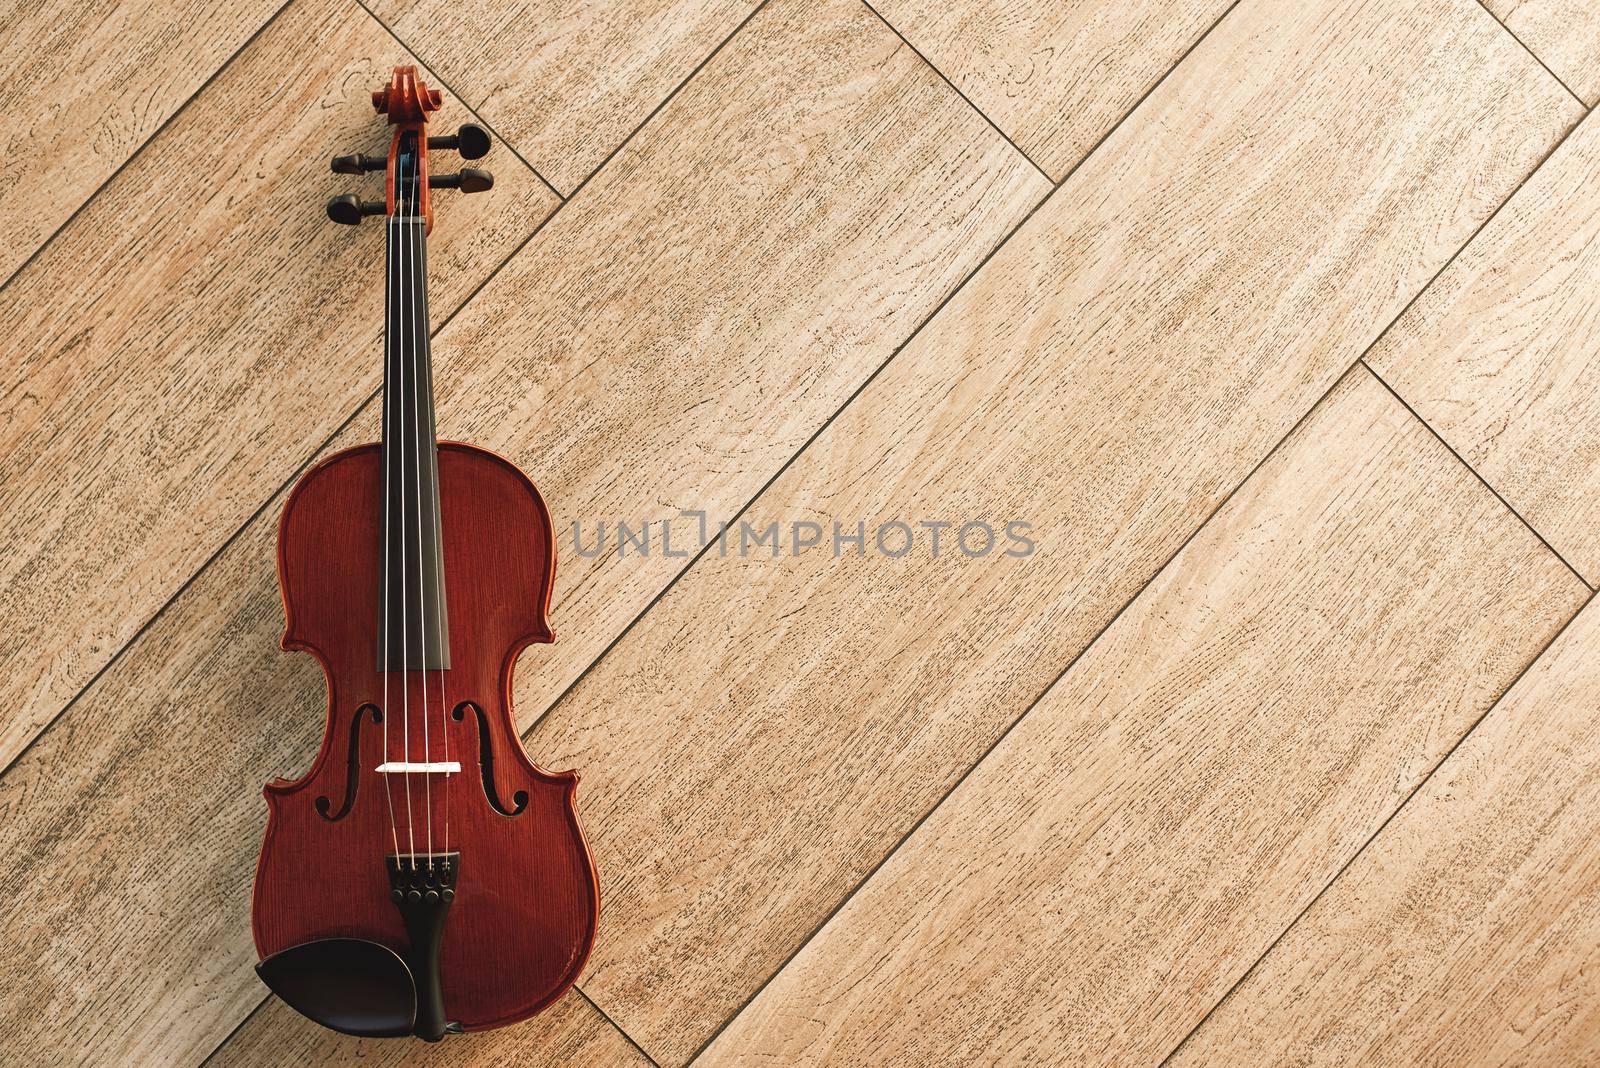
[372,66,442,123]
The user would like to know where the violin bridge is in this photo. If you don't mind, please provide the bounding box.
[375,761,462,774]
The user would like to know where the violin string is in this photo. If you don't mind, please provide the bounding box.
[397,206,416,869]
[379,214,400,863]
[427,212,451,860]
[407,183,435,873]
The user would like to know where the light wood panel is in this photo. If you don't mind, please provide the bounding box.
[0,1,1043,1063]
[1487,0,1600,104]
[0,433,367,1066]
[0,0,280,283]
[413,0,1045,749]
[209,992,649,1067]
[874,0,1232,178]
[519,1,1579,1060]
[368,0,755,192]
[700,370,1586,1065]
[0,0,557,774]
[1369,109,1600,586]
[1171,598,1600,1066]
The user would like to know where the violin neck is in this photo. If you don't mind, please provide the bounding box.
[379,215,450,671]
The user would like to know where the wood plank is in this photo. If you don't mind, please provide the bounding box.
[399,0,1047,756]
[1170,598,1600,1067]
[700,370,1586,1065]
[0,0,557,773]
[0,0,280,283]
[873,0,1233,179]
[368,0,755,192]
[1369,109,1600,585]
[0,1,1044,1063]
[1486,0,1600,104]
[209,992,649,1067]
[0,416,381,1068]
[513,1,1581,1060]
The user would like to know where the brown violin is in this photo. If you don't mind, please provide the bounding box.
[251,66,597,1042]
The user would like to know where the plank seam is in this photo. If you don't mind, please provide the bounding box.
[362,0,771,198]
[352,0,562,200]
[516,0,1257,767]
[0,0,777,790]
[858,0,1053,183]
[0,3,581,789]
[676,355,1367,1064]
[511,155,1061,750]
[0,0,298,300]
[549,0,772,196]
[1473,0,1590,108]
[676,77,1594,1063]
[182,3,781,1060]
[1155,585,1596,1067]
[576,986,664,1067]
[193,985,660,1066]
[1361,358,1594,591]
[196,996,266,1068]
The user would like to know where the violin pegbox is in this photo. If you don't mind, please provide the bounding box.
[326,65,495,229]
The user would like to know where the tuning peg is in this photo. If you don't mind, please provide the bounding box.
[430,168,493,193]
[327,194,387,225]
[331,152,387,174]
[428,123,491,160]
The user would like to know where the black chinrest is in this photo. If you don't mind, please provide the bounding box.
[255,938,416,1038]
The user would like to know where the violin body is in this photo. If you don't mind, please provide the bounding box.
[253,442,597,1031]
[250,65,595,1042]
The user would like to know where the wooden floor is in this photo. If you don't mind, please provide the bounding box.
[4,0,1600,1064]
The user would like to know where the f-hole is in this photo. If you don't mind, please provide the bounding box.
[451,701,528,816]
[316,703,381,821]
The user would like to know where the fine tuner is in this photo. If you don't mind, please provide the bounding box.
[326,113,495,226]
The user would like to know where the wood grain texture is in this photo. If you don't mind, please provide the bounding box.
[1171,598,1600,1067]
[209,989,648,1067]
[700,370,1587,1066]
[0,0,556,775]
[519,1,1579,1060]
[0,1,1042,1063]
[416,0,1046,753]
[1486,0,1600,104]
[1369,109,1600,586]
[0,0,279,283]
[874,0,1233,178]
[368,0,756,192]
[0,418,374,1067]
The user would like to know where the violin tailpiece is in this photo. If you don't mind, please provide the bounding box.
[388,852,463,1042]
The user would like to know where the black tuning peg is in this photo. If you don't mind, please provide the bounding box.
[430,168,493,193]
[428,123,491,160]
[331,152,386,174]
[327,194,386,225]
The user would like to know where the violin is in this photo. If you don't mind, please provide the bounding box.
[251,66,597,1042]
